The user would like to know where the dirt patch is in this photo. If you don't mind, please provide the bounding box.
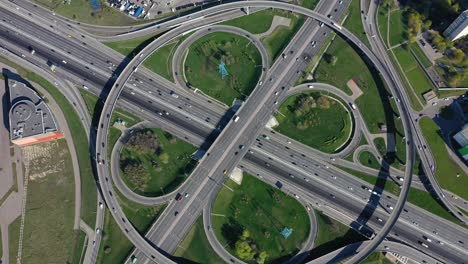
[346,78,363,100]
[21,140,68,181]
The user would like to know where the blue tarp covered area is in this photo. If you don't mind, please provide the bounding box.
[90,0,102,12]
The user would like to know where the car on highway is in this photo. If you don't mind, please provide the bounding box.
[175,193,183,202]
[263,135,270,140]
[419,241,429,248]
[223,169,228,175]
[170,91,179,98]
[99,202,104,209]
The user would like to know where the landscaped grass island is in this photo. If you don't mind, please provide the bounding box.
[120,128,197,197]
[211,175,310,263]
[274,91,353,153]
[184,32,263,105]
[173,217,224,264]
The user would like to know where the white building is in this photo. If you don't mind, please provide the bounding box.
[454,123,468,147]
[444,10,468,41]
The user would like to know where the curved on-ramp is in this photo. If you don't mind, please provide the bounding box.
[95,1,415,263]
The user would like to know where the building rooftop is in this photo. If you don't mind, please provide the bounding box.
[8,79,59,141]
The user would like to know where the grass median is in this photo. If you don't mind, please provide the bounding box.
[212,175,310,263]
[173,216,224,264]
[359,151,381,170]
[344,0,370,46]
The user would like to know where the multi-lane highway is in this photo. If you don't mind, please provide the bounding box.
[1,0,467,263]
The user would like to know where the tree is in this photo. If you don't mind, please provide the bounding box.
[235,240,255,261]
[159,152,170,164]
[423,20,432,31]
[450,48,465,64]
[257,251,268,264]
[241,229,251,240]
[323,53,337,65]
[406,9,423,40]
[127,129,161,155]
[123,162,150,190]
[316,96,331,109]
[104,246,112,254]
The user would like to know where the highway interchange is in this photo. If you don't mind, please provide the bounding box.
[0,0,467,263]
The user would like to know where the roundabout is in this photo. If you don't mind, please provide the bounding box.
[95,1,415,263]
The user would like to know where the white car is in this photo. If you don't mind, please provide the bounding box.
[99,202,104,209]
[62,60,67,64]
[294,194,299,199]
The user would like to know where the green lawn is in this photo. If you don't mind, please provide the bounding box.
[274,91,352,153]
[359,151,381,170]
[344,0,370,46]
[104,33,162,58]
[301,0,320,10]
[407,188,462,225]
[419,117,468,200]
[0,56,97,227]
[222,9,275,34]
[97,192,166,263]
[72,231,87,264]
[410,43,432,68]
[307,210,365,260]
[105,36,183,82]
[184,32,262,105]
[344,136,368,162]
[262,14,304,61]
[388,9,407,46]
[173,217,224,264]
[9,217,20,263]
[33,0,147,26]
[80,88,142,128]
[108,127,122,157]
[362,252,393,264]
[143,41,179,81]
[96,210,132,264]
[392,46,434,100]
[212,176,310,263]
[315,37,392,134]
[120,128,197,196]
[377,5,390,48]
[16,140,76,263]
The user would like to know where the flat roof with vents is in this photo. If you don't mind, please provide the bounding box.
[8,79,63,146]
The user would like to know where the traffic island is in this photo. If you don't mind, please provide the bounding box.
[118,127,197,197]
[184,32,263,105]
[274,91,353,153]
[211,175,310,263]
